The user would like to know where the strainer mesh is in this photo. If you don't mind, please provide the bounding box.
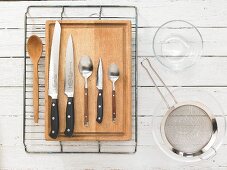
[164,105,213,154]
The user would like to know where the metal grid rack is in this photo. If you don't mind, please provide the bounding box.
[23,5,138,153]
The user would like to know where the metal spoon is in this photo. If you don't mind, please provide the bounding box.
[79,56,93,126]
[27,35,43,123]
[108,64,120,122]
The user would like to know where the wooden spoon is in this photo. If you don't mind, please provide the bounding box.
[27,35,43,123]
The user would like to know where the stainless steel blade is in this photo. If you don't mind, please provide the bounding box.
[96,58,103,90]
[64,34,74,97]
[48,21,61,99]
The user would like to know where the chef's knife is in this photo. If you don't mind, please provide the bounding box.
[64,34,75,137]
[96,58,103,123]
[48,21,61,139]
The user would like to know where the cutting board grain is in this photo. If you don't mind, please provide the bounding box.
[45,20,132,141]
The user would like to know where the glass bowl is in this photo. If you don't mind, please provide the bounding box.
[153,20,203,71]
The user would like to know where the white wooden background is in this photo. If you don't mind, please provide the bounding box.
[1,0,227,169]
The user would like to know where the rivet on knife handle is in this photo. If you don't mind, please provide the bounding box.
[49,99,59,139]
[64,97,74,137]
[112,90,116,122]
[84,88,89,126]
[96,89,103,123]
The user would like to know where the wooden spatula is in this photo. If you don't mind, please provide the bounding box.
[27,35,43,123]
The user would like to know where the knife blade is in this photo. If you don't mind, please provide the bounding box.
[48,21,61,139]
[96,58,103,123]
[64,34,75,137]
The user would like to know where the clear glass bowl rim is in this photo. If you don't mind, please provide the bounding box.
[152,20,204,71]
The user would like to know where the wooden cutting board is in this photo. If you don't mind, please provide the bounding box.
[45,20,131,141]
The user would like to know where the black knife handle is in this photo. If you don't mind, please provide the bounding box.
[49,99,59,139]
[64,97,74,137]
[96,89,103,124]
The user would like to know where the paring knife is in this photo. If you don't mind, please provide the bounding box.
[96,58,103,123]
[48,21,61,139]
[64,34,75,137]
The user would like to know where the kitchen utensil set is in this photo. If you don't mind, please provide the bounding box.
[27,18,131,143]
[46,21,120,138]
[24,6,134,151]
[44,20,131,141]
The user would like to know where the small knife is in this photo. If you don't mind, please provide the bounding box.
[96,58,103,123]
[48,21,61,139]
[64,34,75,137]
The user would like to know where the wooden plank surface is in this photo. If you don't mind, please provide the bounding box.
[2,27,227,58]
[1,0,227,169]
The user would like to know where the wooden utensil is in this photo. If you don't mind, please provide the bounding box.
[27,35,43,123]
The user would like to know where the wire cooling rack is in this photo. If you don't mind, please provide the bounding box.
[23,5,138,153]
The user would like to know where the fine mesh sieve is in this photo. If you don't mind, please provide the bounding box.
[161,102,217,157]
[141,58,218,158]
